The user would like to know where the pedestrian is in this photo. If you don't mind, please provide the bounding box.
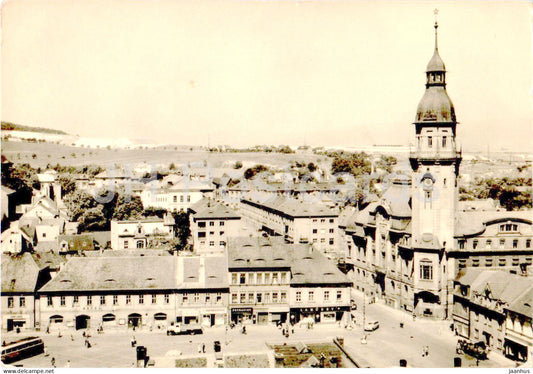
[202,343,206,353]
[65,360,71,368]
[70,334,74,341]
[426,346,429,356]
[131,336,136,347]
[197,344,202,354]
[51,357,56,367]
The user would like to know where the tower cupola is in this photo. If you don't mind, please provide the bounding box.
[415,17,456,124]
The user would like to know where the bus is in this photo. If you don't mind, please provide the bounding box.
[1,337,45,364]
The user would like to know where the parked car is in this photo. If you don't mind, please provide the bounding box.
[364,321,380,332]
[166,323,204,335]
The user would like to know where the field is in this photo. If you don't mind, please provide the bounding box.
[1,140,327,170]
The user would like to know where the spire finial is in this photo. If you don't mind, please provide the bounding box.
[433,8,439,50]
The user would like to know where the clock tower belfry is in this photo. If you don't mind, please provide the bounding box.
[408,13,461,318]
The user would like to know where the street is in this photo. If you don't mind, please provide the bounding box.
[4,293,517,368]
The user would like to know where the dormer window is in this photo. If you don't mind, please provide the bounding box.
[428,137,433,148]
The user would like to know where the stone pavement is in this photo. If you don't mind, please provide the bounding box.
[3,298,518,369]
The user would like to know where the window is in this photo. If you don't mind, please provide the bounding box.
[209,221,215,227]
[209,241,214,247]
[272,273,279,284]
[7,297,14,308]
[329,219,334,223]
[526,257,532,265]
[198,222,206,228]
[216,293,222,303]
[265,273,270,284]
[280,273,287,284]
[198,232,206,238]
[442,136,447,147]
[337,290,342,301]
[527,240,531,248]
[257,273,263,284]
[73,295,79,305]
[124,241,129,249]
[321,219,325,223]
[420,260,433,280]
[220,221,224,226]
[485,240,492,249]
[240,293,246,303]
[152,294,157,304]
[513,239,518,249]
[100,295,106,305]
[309,291,314,302]
[256,293,262,303]
[193,293,199,303]
[187,196,190,202]
[272,292,279,303]
[329,238,335,245]
[499,239,505,249]
[499,258,507,267]
[125,295,131,305]
[264,293,271,303]
[87,295,92,305]
[472,258,480,267]
[473,240,478,249]
[232,293,238,303]
[232,274,238,284]
[183,295,188,303]
[329,228,334,233]
[173,196,177,202]
[512,257,519,266]
[47,296,53,307]
[296,291,302,302]
[164,294,170,304]
[180,196,184,202]
[240,273,246,284]
[458,259,466,269]
[219,231,224,236]
[209,231,214,236]
[485,258,493,267]
[19,297,25,308]
[324,291,330,302]
[312,229,318,234]
[112,295,118,305]
[139,295,144,304]
[248,293,254,303]
[428,136,433,147]
[281,292,287,302]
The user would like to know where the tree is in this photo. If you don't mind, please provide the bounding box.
[58,174,76,196]
[234,161,243,169]
[244,165,268,180]
[172,211,191,251]
[331,152,371,177]
[376,155,398,174]
[112,195,144,221]
[78,206,107,232]
[63,190,99,221]
[143,207,167,218]
[307,162,317,172]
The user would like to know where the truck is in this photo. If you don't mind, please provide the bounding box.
[166,323,204,336]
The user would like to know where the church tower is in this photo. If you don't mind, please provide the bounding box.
[409,14,461,318]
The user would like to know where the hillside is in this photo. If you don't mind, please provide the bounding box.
[1,121,67,135]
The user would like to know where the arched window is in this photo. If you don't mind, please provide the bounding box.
[102,314,116,322]
[50,315,63,323]
[154,313,167,321]
[137,240,144,249]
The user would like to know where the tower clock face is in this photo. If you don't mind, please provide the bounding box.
[422,176,434,191]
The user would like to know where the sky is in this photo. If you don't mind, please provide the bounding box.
[1,0,532,151]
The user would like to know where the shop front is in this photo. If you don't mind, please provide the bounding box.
[230,307,253,324]
[290,306,350,324]
[200,308,227,327]
[177,309,200,325]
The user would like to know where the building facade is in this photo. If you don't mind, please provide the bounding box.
[339,21,533,319]
[110,214,175,250]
